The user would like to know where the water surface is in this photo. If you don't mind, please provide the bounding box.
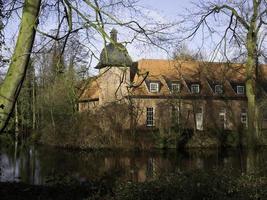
[0,144,267,185]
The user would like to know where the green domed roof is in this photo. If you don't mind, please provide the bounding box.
[95,29,132,69]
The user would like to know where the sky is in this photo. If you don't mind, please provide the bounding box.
[1,0,231,75]
[127,0,194,60]
[141,0,192,17]
[3,0,196,60]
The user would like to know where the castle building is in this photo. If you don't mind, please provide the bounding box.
[78,29,267,132]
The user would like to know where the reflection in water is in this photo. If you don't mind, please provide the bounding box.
[1,145,267,185]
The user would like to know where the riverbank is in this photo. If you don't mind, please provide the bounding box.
[1,169,267,200]
[0,182,99,200]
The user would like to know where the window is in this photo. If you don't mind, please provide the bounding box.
[215,85,223,94]
[191,84,200,94]
[146,107,154,127]
[195,107,203,130]
[149,83,159,93]
[241,110,248,127]
[171,83,180,93]
[237,86,245,94]
[219,109,226,129]
[196,113,203,130]
[171,106,180,125]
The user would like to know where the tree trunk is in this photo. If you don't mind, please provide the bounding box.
[32,67,36,130]
[0,0,41,132]
[246,77,256,147]
[246,27,259,148]
[245,0,260,148]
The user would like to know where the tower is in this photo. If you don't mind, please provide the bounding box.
[95,29,133,105]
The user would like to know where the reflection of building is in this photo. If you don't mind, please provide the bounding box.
[78,29,267,131]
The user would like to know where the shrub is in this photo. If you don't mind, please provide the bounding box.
[114,169,267,200]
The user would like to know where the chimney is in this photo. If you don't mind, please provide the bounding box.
[110,28,118,43]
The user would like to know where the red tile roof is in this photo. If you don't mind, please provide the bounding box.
[79,59,267,101]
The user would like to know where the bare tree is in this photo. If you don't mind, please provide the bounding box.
[0,6,2,73]
[179,0,267,147]
[173,43,206,61]
[0,0,173,133]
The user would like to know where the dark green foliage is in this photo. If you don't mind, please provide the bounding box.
[114,170,267,200]
[0,134,14,146]
[17,61,35,133]
[2,170,266,200]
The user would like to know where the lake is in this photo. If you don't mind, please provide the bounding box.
[1,144,267,185]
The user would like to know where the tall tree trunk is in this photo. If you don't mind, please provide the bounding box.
[32,79,36,130]
[246,1,259,147]
[246,75,256,147]
[32,66,36,130]
[0,0,41,132]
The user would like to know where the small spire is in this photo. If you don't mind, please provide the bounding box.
[110,28,118,42]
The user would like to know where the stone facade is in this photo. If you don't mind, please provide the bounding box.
[98,67,130,104]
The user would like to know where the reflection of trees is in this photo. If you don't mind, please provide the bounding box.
[0,145,35,183]
[35,149,178,183]
[2,146,267,184]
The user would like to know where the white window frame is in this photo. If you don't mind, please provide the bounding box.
[171,83,180,93]
[219,109,226,129]
[191,84,200,94]
[215,85,223,94]
[195,107,203,130]
[146,107,154,127]
[237,85,245,94]
[149,83,159,93]
[241,111,248,127]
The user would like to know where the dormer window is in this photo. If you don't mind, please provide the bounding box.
[149,82,159,93]
[171,83,180,93]
[237,85,245,94]
[215,85,223,94]
[191,84,200,94]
